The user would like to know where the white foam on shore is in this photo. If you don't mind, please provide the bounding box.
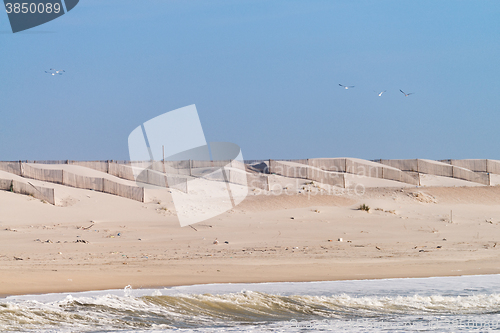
[2,275,500,332]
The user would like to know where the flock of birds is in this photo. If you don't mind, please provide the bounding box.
[42,72,413,98]
[45,68,65,76]
[339,84,414,97]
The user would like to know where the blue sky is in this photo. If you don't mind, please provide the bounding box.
[1,0,499,161]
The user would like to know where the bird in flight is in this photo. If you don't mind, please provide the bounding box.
[400,89,414,97]
[45,68,65,76]
[339,84,355,89]
[374,90,386,97]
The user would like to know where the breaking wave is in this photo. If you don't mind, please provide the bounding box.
[2,290,500,332]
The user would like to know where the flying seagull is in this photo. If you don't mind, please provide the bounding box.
[374,90,387,97]
[400,89,413,97]
[45,68,65,76]
[339,84,355,89]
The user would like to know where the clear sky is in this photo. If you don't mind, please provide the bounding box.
[1,0,499,161]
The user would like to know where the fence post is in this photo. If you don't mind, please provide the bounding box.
[142,187,145,203]
[189,159,192,176]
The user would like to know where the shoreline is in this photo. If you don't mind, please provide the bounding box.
[3,257,500,297]
[3,270,500,300]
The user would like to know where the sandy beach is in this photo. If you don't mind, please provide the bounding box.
[2,162,500,297]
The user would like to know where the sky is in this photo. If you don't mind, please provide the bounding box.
[1,0,499,161]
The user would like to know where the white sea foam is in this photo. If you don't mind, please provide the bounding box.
[2,275,500,332]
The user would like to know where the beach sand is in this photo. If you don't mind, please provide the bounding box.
[2,168,500,297]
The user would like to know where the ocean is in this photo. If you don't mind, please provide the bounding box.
[2,274,500,332]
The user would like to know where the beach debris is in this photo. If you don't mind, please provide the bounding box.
[224,241,229,244]
[375,208,397,214]
[44,239,53,243]
[437,246,442,249]
[290,217,295,219]
[75,239,89,244]
[4,227,17,232]
[157,206,168,213]
[14,256,23,260]
[58,252,62,254]
[443,238,447,241]
[79,221,95,230]
[419,249,425,252]
[189,225,198,231]
[409,192,436,203]
[375,246,381,250]
[328,239,333,242]
[338,238,343,242]
[314,209,321,213]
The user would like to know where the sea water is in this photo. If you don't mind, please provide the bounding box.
[2,274,500,332]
